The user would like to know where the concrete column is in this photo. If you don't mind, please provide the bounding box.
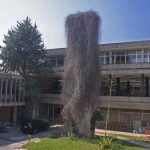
[113,52,116,64]
[9,79,13,101]
[52,105,55,122]
[109,75,112,95]
[48,105,50,121]
[125,52,127,64]
[5,78,8,102]
[37,104,39,119]
[0,77,3,100]
[141,49,144,63]
[13,106,17,125]
[22,79,25,102]
[141,74,144,96]
[145,77,149,97]
[119,109,121,123]
[116,77,121,96]
[14,79,17,101]
[18,79,22,102]
[32,103,38,119]
[109,51,112,64]
[127,81,130,96]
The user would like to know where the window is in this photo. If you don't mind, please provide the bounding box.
[49,56,57,67]
[144,50,150,63]
[49,56,64,67]
[114,52,126,64]
[99,52,109,64]
[56,56,64,67]
[126,51,136,64]
[137,51,142,63]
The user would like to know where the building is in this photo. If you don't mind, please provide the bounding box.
[38,40,150,132]
[0,73,25,124]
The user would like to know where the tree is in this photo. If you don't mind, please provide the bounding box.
[0,17,50,118]
[62,11,101,138]
[1,16,45,78]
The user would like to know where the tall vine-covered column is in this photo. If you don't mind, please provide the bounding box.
[62,11,101,138]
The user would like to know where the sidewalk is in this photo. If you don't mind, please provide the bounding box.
[0,124,62,150]
[0,138,40,150]
[95,129,150,149]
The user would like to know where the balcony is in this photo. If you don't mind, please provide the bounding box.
[0,73,25,106]
[98,96,150,110]
[41,94,61,104]
[101,63,150,75]
[40,94,150,111]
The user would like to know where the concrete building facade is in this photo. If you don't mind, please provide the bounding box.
[0,73,25,124]
[38,40,150,132]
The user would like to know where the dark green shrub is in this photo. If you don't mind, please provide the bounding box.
[91,109,103,132]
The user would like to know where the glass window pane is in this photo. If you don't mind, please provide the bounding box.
[57,56,64,67]
[116,56,120,64]
[99,52,109,64]
[126,51,136,64]
[105,57,109,64]
[144,50,149,63]
[99,57,105,64]
[49,56,57,66]
[120,56,125,64]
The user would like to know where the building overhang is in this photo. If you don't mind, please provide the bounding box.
[40,94,150,111]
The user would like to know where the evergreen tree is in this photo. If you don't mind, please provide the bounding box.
[1,16,45,78]
[0,17,51,118]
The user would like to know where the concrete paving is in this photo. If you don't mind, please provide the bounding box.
[95,129,150,149]
[1,125,150,149]
[0,125,62,150]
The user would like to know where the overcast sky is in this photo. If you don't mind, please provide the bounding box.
[0,0,150,48]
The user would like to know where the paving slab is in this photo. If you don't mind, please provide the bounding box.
[0,125,62,150]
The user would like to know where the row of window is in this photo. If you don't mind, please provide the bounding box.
[47,49,150,66]
[100,50,150,65]
[46,56,64,67]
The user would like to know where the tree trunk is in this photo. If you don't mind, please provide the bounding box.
[62,11,101,138]
[76,110,93,138]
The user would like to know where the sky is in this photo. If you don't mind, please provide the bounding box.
[0,0,150,49]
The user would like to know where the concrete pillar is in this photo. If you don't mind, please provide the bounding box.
[141,49,144,63]
[125,52,127,64]
[5,78,8,102]
[141,74,144,96]
[127,81,130,96]
[0,77,3,100]
[13,106,17,125]
[116,77,121,96]
[109,51,112,64]
[22,79,25,102]
[32,103,39,119]
[109,75,112,95]
[18,79,22,102]
[48,105,50,121]
[145,77,149,97]
[14,79,17,101]
[119,109,121,123]
[52,105,55,122]
[9,79,13,101]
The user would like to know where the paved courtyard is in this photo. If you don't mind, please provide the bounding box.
[1,125,150,150]
[0,125,62,150]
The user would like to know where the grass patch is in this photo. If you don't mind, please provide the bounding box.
[22,137,149,150]
[23,137,98,150]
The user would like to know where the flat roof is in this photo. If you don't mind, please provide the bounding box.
[46,40,150,54]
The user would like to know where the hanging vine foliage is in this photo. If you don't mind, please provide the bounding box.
[62,11,101,138]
